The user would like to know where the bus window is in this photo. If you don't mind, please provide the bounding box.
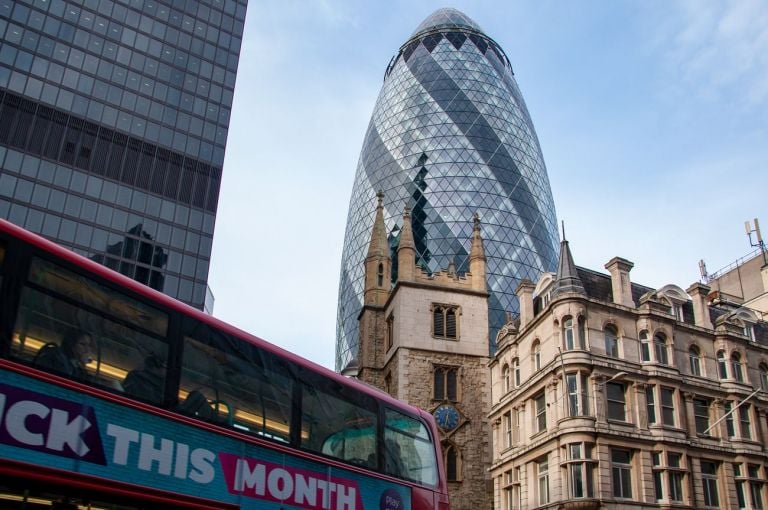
[303,383,378,468]
[179,325,293,442]
[385,409,438,486]
[12,257,169,401]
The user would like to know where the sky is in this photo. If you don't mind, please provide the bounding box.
[208,0,768,370]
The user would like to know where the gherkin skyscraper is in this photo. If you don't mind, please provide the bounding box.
[336,8,559,371]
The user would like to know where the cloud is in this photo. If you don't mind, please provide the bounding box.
[659,0,768,107]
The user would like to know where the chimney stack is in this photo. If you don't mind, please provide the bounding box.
[605,257,634,307]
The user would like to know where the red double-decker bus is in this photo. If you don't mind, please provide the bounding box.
[0,218,450,510]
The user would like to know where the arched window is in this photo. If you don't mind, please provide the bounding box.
[731,352,744,383]
[654,333,668,365]
[577,316,586,349]
[716,350,728,379]
[377,263,384,287]
[640,331,651,362]
[563,316,575,350]
[760,363,768,390]
[502,364,511,393]
[604,325,619,358]
[434,366,458,401]
[444,443,461,482]
[432,305,459,339]
[689,346,702,376]
[533,341,541,371]
[513,358,521,387]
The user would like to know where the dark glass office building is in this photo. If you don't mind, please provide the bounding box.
[336,8,559,370]
[0,0,247,312]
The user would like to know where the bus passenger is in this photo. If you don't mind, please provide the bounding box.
[123,354,165,402]
[34,329,94,381]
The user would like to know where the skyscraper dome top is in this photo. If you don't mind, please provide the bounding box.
[410,8,484,38]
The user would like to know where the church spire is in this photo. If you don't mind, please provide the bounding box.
[363,191,391,306]
[397,205,416,282]
[366,191,388,259]
[469,212,487,291]
[552,222,585,296]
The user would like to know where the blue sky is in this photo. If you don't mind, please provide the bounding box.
[208,1,768,369]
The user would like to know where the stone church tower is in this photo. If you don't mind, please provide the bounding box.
[357,192,492,509]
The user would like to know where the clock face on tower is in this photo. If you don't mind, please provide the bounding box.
[433,404,460,431]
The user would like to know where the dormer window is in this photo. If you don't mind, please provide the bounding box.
[432,304,459,340]
[657,285,688,323]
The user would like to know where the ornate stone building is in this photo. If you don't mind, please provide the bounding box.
[489,237,768,510]
[356,192,492,510]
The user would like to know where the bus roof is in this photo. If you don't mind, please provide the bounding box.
[0,219,429,420]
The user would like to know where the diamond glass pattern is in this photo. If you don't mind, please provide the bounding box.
[335,8,559,371]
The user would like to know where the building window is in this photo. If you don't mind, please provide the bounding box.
[444,443,460,482]
[654,333,669,365]
[735,464,747,510]
[532,341,541,371]
[660,387,676,426]
[693,398,710,435]
[611,449,633,499]
[434,366,458,401]
[566,443,595,498]
[725,401,736,437]
[432,304,458,339]
[760,363,768,391]
[386,314,394,351]
[743,322,755,341]
[732,352,744,382]
[740,404,752,440]
[534,392,546,433]
[503,411,512,448]
[689,345,702,376]
[607,382,626,421]
[653,453,664,501]
[748,465,764,510]
[503,469,521,510]
[563,315,586,350]
[504,471,514,510]
[640,331,651,362]
[513,407,521,444]
[512,358,520,387]
[502,364,511,393]
[566,372,590,417]
[537,457,550,505]
[605,324,619,358]
[384,373,393,396]
[717,350,728,379]
[653,452,685,502]
[563,316,575,350]
[667,453,684,502]
[647,386,656,424]
[377,263,384,287]
[701,461,720,508]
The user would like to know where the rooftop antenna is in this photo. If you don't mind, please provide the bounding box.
[698,259,708,283]
[745,218,767,266]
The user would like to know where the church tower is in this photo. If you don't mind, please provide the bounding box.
[358,197,492,509]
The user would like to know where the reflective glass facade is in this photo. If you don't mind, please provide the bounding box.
[0,0,247,312]
[336,9,559,370]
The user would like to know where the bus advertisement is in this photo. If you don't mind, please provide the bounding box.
[0,368,409,510]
